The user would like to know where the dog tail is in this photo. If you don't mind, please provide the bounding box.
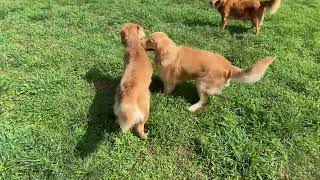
[230,56,274,83]
[117,103,144,132]
[261,0,281,15]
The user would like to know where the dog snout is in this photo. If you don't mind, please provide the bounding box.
[145,39,156,51]
[145,39,152,51]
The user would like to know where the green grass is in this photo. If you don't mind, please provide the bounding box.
[0,0,319,179]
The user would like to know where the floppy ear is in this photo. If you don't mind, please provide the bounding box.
[157,40,173,66]
[136,25,146,39]
[137,24,145,32]
[120,29,128,44]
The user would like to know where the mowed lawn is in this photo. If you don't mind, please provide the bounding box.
[0,0,319,179]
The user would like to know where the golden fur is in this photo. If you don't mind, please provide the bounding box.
[210,0,281,34]
[113,23,153,139]
[146,32,274,112]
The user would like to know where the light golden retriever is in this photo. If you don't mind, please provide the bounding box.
[113,23,153,139]
[146,32,274,112]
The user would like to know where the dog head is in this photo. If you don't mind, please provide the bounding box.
[121,23,146,47]
[145,32,173,51]
[210,0,224,8]
[146,32,178,66]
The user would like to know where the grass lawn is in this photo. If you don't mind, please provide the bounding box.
[1,0,320,179]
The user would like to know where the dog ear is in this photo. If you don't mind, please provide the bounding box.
[121,29,128,44]
[136,25,146,39]
[160,49,170,66]
[157,38,169,52]
[158,40,172,66]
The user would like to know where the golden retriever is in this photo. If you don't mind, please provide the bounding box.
[146,32,274,112]
[113,23,153,139]
[210,0,281,34]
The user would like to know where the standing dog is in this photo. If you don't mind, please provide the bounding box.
[113,23,153,139]
[146,32,274,112]
[210,0,281,34]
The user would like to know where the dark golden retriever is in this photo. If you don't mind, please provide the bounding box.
[210,0,281,34]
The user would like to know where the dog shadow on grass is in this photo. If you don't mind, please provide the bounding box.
[75,67,120,158]
[75,70,200,158]
[150,76,199,105]
[182,19,250,35]
[182,19,214,27]
[74,69,169,158]
[227,24,251,35]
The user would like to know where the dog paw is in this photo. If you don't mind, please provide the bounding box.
[141,134,148,140]
[139,132,149,140]
[188,105,199,112]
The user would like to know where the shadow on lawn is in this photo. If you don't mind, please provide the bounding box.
[150,76,199,104]
[227,24,250,35]
[75,69,200,158]
[182,19,213,27]
[75,67,120,158]
[75,69,166,158]
[182,18,250,35]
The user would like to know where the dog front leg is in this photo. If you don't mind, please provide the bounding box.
[164,82,176,95]
[164,73,176,94]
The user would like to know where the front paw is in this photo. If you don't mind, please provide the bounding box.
[164,86,175,95]
[164,90,172,95]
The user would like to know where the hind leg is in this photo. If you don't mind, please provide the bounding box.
[206,77,228,96]
[207,87,224,96]
[188,78,228,112]
[118,113,134,133]
[188,82,208,112]
[188,91,208,112]
[135,122,148,140]
[135,114,149,140]
[135,91,150,139]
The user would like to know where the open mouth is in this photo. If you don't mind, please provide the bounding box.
[145,48,155,51]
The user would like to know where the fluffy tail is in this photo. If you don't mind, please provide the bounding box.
[261,0,281,15]
[117,103,144,132]
[230,56,274,83]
